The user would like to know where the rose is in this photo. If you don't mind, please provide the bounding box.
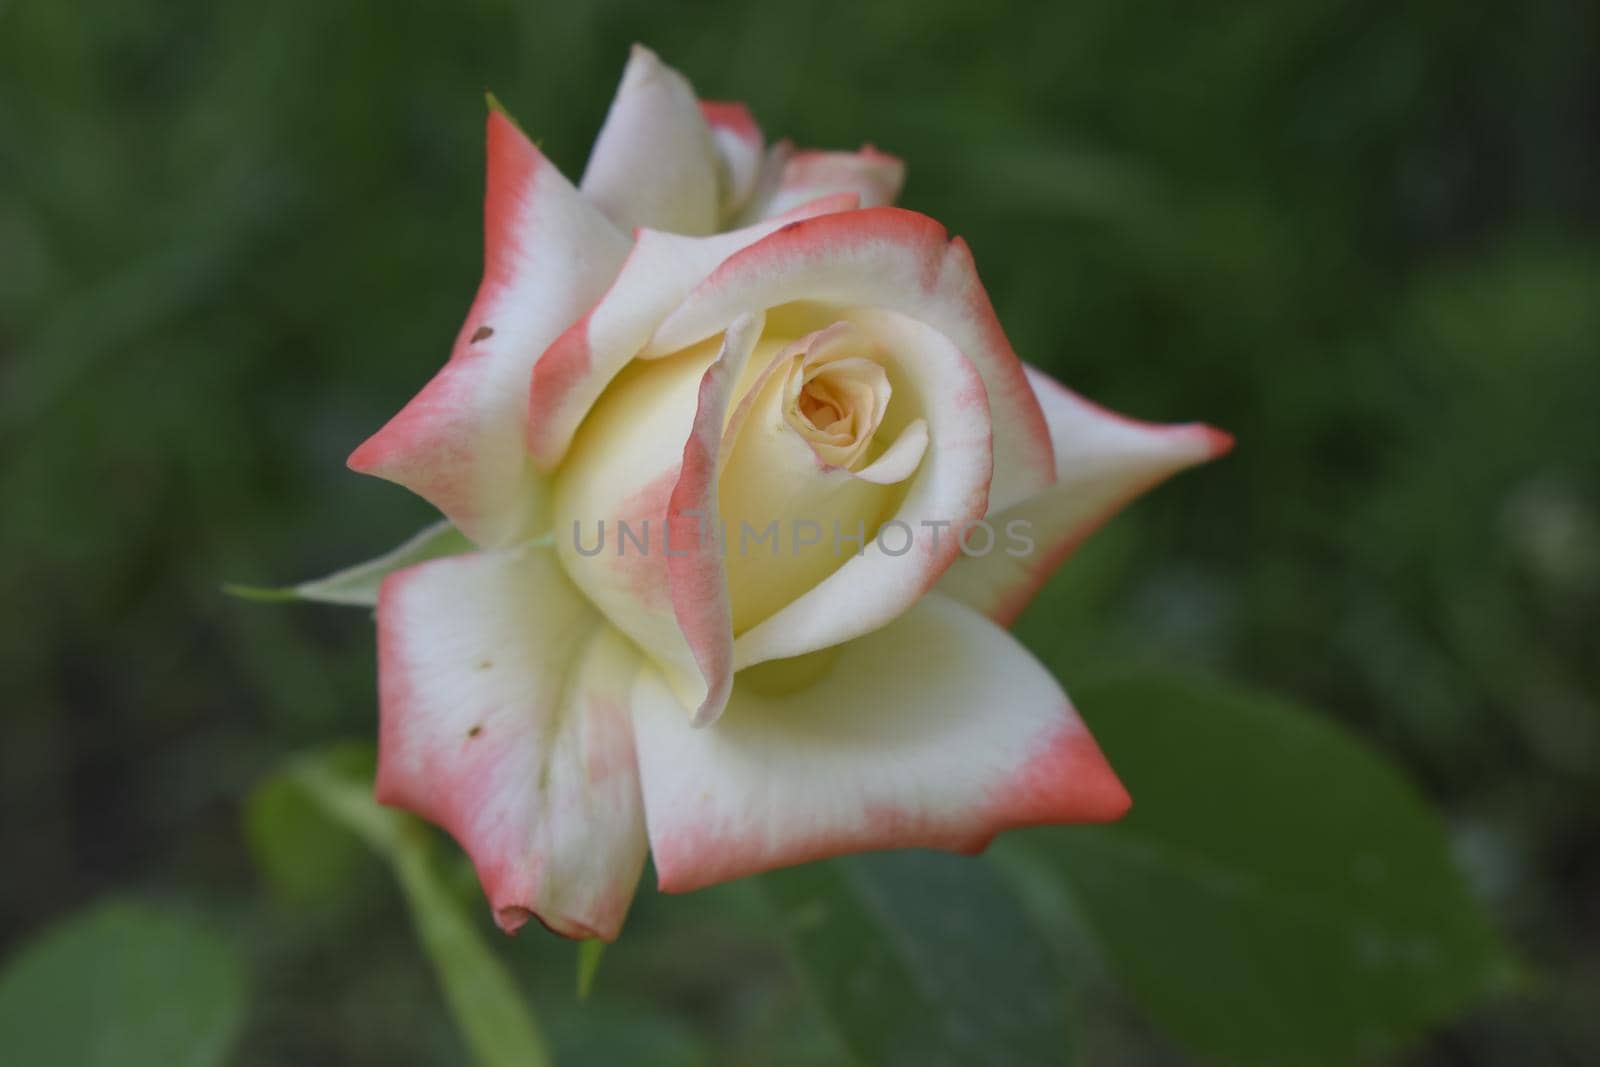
[347,46,1230,941]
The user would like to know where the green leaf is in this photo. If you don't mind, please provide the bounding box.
[225,520,473,607]
[0,900,246,1067]
[246,760,370,908]
[1019,674,1518,1066]
[760,849,1074,1067]
[272,745,552,1067]
[543,1002,708,1067]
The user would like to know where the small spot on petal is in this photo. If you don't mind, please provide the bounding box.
[471,326,495,343]
[476,658,494,671]
[467,724,484,739]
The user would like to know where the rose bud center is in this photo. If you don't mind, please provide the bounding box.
[782,331,892,472]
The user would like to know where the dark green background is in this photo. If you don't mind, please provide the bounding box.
[2,0,1595,1063]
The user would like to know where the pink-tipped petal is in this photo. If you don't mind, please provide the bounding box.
[758,145,906,218]
[666,312,766,725]
[939,365,1233,625]
[645,207,1056,515]
[579,45,721,236]
[700,100,765,219]
[527,195,859,473]
[348,107,628,547]
[375,548,647,941]
[632,592,1129,893]
[551,315,766,720]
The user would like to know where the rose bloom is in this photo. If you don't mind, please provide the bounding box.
[348,46,1230,940]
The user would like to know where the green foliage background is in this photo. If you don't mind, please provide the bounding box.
[1,0,1595,1063]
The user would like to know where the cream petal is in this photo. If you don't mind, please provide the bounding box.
[730,307,992,669]
[526,195,859,473]
[718,326,915,636]
[632,592,1129,893]
[551,315,766,720]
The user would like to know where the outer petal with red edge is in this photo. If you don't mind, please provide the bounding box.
[348,105,629,547]
[645,207,1056,515]
[938,364,1233,626]
[631,592,1130,893]
[375,547,648,941]
[579,45,722,236]
[527,194,860,473]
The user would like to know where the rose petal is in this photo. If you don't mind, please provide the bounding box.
[631,592,1130,893]
[938,365,1233,625]
[579,45,721,236]
[718,331,908,643]
[645,207,1056,515]
[700,100,765,219]
[348,105,629,547]
[375,547,647,940]
[527,194,859,473]
[722,308,985,668]
[780,326,894,468]
[551,315,766,719]
[757,146,906,219]
[665,312,766,725]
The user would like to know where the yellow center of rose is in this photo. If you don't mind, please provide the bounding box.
[553,313,929,689]
[783,348,891,471]
[718,320,913,634]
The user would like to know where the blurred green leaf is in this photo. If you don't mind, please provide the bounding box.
[1019,674,1519,1066]
[226,520,473,607]
[543,1001,709,1067]
[0,900,245,1067]
[269,745,551,1067]
[760,849,1074,1066]
[246,748,373,908]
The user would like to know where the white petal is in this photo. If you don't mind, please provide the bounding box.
[631,592,1130,893]
[579,45,721,236]
[700,101,765,219]
[938,365,1232,624]
[375,547,647,940]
